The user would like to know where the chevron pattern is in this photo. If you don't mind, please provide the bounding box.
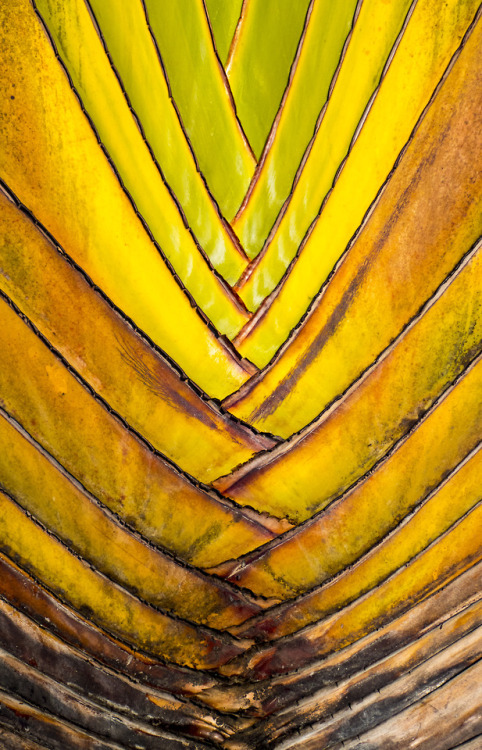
[0,0,481,748]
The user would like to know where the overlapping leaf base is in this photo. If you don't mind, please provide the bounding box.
[0,1,481,748]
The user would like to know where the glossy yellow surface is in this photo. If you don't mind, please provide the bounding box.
[232,0,359,257]
[219,248,482,521]
[34,0,248,338]
[88,0,248,285]
[144,0,256,220]
[228,21,482,428]
[0,297,274,569]
[236,0,480,365]
[249,446,482,638]
[0,0,480,739]
[226,0,311,158]
[0,490,239,669]
[238,0,413,311]
[0,0,250,398]
[226,505,482,679]
[298,503,482,656]
[0,195,272,482]
[205,0,244,63]
[228,357,482,597]
[0,413,259,630]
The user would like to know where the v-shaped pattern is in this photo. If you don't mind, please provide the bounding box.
[0,0,481,748]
